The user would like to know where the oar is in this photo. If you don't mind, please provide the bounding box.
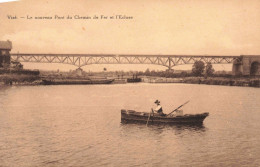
[166,101,190,117]
[146,108,153,126]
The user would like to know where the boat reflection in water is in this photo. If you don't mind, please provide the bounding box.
[120,121,206,130]
[120,120,207,138]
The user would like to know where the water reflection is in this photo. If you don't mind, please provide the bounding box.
[0,85,11,94]
[120,122,207,135]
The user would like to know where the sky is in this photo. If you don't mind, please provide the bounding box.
[0,0,260,71]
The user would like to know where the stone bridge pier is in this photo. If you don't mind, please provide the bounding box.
[232,55,260,76]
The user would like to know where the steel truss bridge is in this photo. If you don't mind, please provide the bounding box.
[10,54,242,69]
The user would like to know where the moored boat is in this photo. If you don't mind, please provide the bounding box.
[121,109,209,125]
[127,78,142,83]
[42,79,114,85]
[127,74,142,83]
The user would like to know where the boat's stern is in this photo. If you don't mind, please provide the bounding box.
[121,109,132,123]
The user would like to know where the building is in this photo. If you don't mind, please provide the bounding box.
[0,40,12,68]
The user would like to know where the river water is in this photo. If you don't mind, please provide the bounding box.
[0,83,260,167]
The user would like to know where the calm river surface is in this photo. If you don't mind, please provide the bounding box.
[0,83,260,167]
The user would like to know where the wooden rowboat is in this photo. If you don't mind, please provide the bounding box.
[121,109,209,125]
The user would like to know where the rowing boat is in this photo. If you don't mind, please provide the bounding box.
[121,109,209,124]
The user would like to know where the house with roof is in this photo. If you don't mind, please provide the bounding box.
[0,40,12,67]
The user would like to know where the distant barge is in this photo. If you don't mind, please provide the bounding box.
[42,79,114,85]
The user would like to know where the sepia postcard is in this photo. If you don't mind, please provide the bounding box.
[0,0,260,166]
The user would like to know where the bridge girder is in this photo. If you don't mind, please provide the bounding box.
[10,54,242,69]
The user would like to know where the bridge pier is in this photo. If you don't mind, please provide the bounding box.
[232,56,260,76]
[75,67,83,76]
[232,58,243,75]
[232,64,243,75]
[0,40,12,67]
[167,66,173,71]
[167,67,174,72]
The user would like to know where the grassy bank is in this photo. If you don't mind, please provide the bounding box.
[146,76,260,87]
[182,77,260,87]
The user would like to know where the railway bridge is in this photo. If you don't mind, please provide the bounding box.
[0,41,259,75]
[8,53,260,75]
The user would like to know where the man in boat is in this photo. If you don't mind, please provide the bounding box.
[153,100,166,116]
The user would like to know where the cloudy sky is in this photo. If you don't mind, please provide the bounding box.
[0,0,259,71]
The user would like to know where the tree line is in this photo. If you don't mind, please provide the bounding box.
[135,61,216,78]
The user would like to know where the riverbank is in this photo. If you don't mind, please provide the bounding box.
[0,74,40,85]
[183,77,260,87]
[144,76,260,87]
[1,74,260,88]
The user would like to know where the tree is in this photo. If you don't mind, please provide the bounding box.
[144,68,150,76]
[103,67,107,77]
[192,61,205,76]
[205,62,215,76]
[150,70,156,76]
[180,71,188,77]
